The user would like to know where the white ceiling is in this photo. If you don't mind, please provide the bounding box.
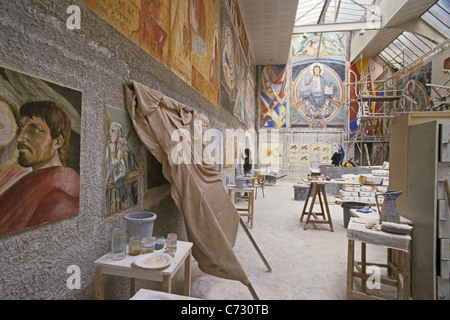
[237,0,443,66]
[237,0,299,65]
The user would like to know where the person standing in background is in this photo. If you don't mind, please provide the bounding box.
[243,148,252,176]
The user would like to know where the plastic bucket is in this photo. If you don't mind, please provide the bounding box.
[293,184,309,201]
[341,202,366,228]
[124,212,157,239]
[235,176,247,188]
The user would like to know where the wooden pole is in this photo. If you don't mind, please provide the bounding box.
[364,143,371,168]
[239,218,272,273]
[247,282,260,300]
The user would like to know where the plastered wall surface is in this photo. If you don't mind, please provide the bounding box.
[0,0,250,300]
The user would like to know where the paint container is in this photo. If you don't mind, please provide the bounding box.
[128,237,142,256]
[154,236,166,250]
[111,228,127,260]
[141,237,155,254]
[166,233,177,257]
[124,211,157,239]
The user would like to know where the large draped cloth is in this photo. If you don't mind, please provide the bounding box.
[125,81,250,286]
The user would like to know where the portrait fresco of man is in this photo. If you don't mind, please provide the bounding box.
[0,94,32,196]
[0,101,80,236]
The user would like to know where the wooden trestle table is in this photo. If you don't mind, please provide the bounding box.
[299,178,360,232]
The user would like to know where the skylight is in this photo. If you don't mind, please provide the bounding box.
[378,0,450,70]
[295,0,378,26]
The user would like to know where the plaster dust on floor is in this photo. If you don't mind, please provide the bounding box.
[175,182,399,300]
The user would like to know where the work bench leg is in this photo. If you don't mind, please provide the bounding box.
[401,251,411,300]
[162,275,172,294]
[304,185,318,230]
[361,242,366,292]
[94,266,104,300]
[300,184,313,222]
[318,186,325,218]
[321,186,334,231]
[347,240,355,299]
[130,278,138,298]
[184,251,192,297]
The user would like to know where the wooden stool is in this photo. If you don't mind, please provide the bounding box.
[346,219,411,300]
[228,186,255,228]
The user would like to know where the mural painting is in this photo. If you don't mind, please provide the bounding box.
[224,132,234,168]
[292,32,346,57]
[396,61,432,112]
[223,0,254,74]
[289,144,299,163]
[82,0,221,107]
[105,106,140,216]
[220,2,251,124]
[260,65,287,128]
[260,143,283,165]
[291,57,345,128]
[0,67,81,236]
[348,58,387,139]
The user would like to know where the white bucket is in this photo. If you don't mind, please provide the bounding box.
[124,212,157,239]
[235,176,247,188]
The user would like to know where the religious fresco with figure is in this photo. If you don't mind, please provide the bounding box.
[105,106,140,216]
[291,57,345,128]
[260,65,287,128]
[82,0,221,107]
[0,67,81,236]
[292,32,346,57]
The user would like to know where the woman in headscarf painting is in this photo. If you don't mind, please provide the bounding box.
[105,122,139,215]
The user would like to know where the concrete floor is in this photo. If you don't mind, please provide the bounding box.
[187,182,396,300]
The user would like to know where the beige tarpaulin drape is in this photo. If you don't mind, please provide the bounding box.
[125,81,250,287]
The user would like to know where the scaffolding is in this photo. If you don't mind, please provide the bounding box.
[345,55,398,166]
[426,69,450,111]
[345,39,450,166]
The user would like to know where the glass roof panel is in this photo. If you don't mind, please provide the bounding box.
[377,0,449,70]
[390,42,415,65]
[422,12,450,38]
[294,0,377,26]
[293,0,449,70]
[429,2,450,23]
[396,36,421,60]
[402,32,433,54]
[438,0,450,12]
[398,34,426,56]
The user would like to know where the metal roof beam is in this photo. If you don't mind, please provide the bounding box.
[317,0,332,24]
[293,21,379,34]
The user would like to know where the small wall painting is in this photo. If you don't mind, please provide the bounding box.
[105,106,140,216]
